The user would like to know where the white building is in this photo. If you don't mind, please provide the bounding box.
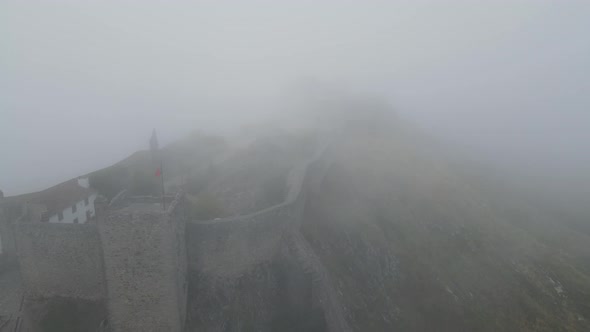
[47,192,98,224]
[44,177,98,224]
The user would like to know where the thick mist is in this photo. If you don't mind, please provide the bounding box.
[1,1,589,197]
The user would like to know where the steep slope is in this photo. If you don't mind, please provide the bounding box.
[193,131,317,217]
[87,129,317,220]
[88,132,229,200]
[302,126,590,331]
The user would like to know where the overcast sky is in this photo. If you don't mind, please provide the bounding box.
[1,1,589,195]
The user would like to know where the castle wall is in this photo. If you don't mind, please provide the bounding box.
[170,196,189,330]
[0,204,21,261]
[0,211,18,271]
[97,196,187,332]
[8,140,347,331]
[186,198,303,277]
[185,156,311,278]
[185,144,352,332]
[14,222,105,299]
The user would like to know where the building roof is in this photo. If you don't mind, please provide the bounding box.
[3,178,97,220]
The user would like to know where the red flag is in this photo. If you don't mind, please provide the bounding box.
[155,167,161,177]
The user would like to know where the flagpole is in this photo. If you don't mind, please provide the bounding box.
[160,159,166,210]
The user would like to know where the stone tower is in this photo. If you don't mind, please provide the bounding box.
[97,194,188,332]
[0,201,19,264]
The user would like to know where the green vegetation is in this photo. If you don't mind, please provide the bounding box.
[302,129,590,332]
[87,133,228,201]
[188,193,224,220]
[186,176,208,195]
[186,165,216,196]
[88,165,129,200]
[130,170,158,196]
[262,173,287,206]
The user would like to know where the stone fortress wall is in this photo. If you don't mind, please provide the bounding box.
[187,142,351,332]
[186,176,305,277]
[9,136,351,331]
[14,222,106,300]
[186,145,318,276]
[0,204,19,267]
[98,194,188,332]
[11,193,188,332]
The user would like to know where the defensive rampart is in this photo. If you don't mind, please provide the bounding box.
[14,222,105,300]
[97,194,188,332]
[186,142,351,331]
[0,203,23,267]
[186,153,313,277]
[11,137,351,331]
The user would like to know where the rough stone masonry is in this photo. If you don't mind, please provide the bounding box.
[12,193,188,332]
[97,195,188,332]
[11,140,351,332]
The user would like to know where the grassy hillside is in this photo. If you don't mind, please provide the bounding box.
[87,129,317,219]
[302,126,590,331]
[87,132,229,200]
[192,131,317,217]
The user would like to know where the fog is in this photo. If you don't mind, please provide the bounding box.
[1,0,589,196]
